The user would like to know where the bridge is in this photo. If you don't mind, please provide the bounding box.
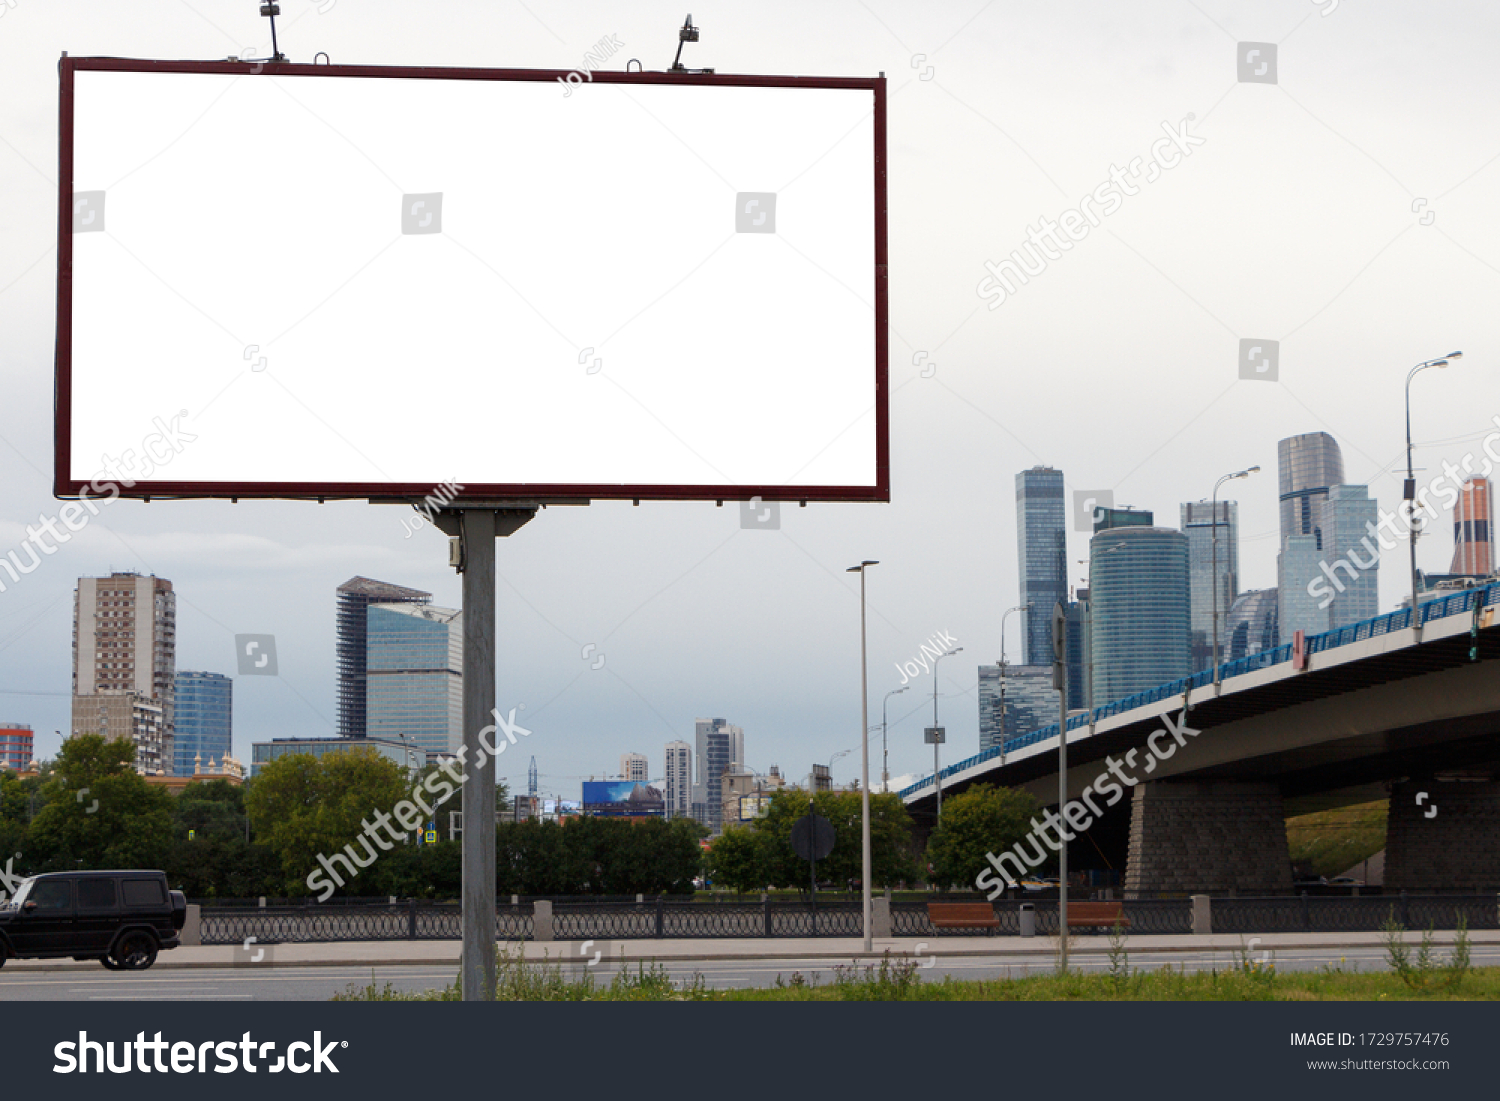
[900,584,1500,895]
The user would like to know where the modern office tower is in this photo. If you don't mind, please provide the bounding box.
[1181,500,1239,670]
[1323,485,1379,627]
[1093,506,1153,533]
[693,718,743,831]
[1279,432,1345,546]
[1278,432,1346,639]
[365,603,463,759]
[0,723,33,772]
[173,672,231,778]
[1278,535,1325,639]
[1451,478,1494,576]
[1015,466,1067,666]
[620,752,649,783]
[1065,598,1087,711]
[978,664,1058,751]
[1088,527,1191,704]
[72,572,176,773]
[336,577,430,739]
[1225,588,1280,659]
[664,740,692,819]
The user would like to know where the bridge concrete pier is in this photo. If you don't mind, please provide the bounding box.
[1386,777,1500,892]
[1124,780,1293,896]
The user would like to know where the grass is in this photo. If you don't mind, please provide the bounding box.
[1284,799,1387,879]
[333,945,1500,1002]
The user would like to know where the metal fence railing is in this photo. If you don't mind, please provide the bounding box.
[197,893,1494,943]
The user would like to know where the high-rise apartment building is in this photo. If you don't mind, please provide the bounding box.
[1015,467,1067,666]
[72,572,176,774]
[336,577,430,739]
[1451,478,1493,576]
[977,664,1058,751]
[1088,527,1190,704]
[620,752,649,783]
[693,718,743,831]
[173,671,231,778]
[664,740,692,819]
[365,603,463,758]
[0,723,33,772]
[1181,500,1239,670]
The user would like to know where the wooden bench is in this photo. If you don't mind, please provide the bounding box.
[927,902,999,933]
[1066,901,1129,930]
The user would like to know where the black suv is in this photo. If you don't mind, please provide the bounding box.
[0,871,186,971]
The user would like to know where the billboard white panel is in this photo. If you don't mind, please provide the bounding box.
[56,61,888,501]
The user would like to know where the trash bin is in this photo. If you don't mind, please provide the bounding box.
[1018,903,1036,938]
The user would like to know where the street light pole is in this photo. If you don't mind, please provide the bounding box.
[846,561,878,953]
[931,646,962,821]
[1406,352,1462,630]
[1211,466,1260,691]
[881,686,908,791]
[998,604,1029,764]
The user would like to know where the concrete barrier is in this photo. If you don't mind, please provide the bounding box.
[532,899,553,942]
[180,904,201,946]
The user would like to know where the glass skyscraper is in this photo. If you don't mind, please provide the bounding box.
[365,603,463,759]
[1451,478,1493,575]
[1089,527,1191,704]
[1015,467,1067,666]
[173,671,231,777]
[1324,484,1379,627]
[336,577,431,739]
[693,717,743,832]
[1181,500,1239,671]
[1279,432,1344,548]
[1225,588,1279,659]
[1094,507,1153,533]
[978,664,1058,751]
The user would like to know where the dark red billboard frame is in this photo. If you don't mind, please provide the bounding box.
[54,56,889,503]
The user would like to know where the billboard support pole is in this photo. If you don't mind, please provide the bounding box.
[435,504,538,1001]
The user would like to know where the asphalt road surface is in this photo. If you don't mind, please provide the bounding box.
[2,942,1498,999]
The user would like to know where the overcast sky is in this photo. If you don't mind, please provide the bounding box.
[1,0,1497,800]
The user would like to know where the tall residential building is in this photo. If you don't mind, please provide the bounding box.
[0,723,33,772]
[365,603,462,759]
[336,577,430,739]
[1016,466,1067,666]
[693,718,743,831]
[1323,484,1379,627]
[1181,500,1239,670]
[1088,527,1190,704]
[1225,588,1279,659]
[173,672,232,778]
[1451,478,1494,575]
[72,572,176,774]
[664,740,692,819]
[1093,506,1153,533]
[620,752,649,783]
[978,665,1058,751]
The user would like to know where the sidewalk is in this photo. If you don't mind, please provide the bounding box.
[7,929,1494,972]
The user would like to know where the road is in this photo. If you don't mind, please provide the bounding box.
[3,941,1498,999]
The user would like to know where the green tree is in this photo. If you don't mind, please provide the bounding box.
[704,825,776,892]
[25,735,174,872]
[750,788,918,890]
[925,783,1042,890]
[244,749,410,895]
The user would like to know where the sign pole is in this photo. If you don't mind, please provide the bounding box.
[437,504,537,1002]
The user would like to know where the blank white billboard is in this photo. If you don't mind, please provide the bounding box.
[57,61,887,501]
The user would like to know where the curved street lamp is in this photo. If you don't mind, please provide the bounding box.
[931,646,962,820]
[997,604,1029,764]
[1406,352,1462,627]
[1211,466,1260,690]
[880,686,908,791]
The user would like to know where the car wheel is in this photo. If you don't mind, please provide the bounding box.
[99,955,123,971]
[111,932,158,971]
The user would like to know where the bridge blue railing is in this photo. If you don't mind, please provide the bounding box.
[899,582,1500,799]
